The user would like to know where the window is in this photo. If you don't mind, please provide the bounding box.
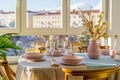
[21,0,66,35]
[0,0,20,34]
[67,0,101,34]
[0,0,109,56]
[0,0,106,35]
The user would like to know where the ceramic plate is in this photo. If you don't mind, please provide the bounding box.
[22,54,45,62]
[60,60,84,66]
[25,58,46,62]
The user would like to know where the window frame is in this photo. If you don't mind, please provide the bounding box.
[20,0,66,35]
[0,0,108,35]
[0,0,109,58]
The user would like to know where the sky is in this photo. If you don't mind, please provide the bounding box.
[0,0,100,11]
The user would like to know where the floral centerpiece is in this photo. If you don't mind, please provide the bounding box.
[73,9,109,59]
[73,9,109,41]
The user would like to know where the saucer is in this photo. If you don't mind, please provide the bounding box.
[22,54,45,62]
[25,58,46,62]
[60,60,84,66]
[46,53,63,57]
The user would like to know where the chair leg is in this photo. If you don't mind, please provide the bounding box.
[65,73,68,80]
[114,72,119,80]
[0,67,7,78]
[106,75,111,80]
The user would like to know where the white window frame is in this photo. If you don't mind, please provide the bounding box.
[20,0,66,35]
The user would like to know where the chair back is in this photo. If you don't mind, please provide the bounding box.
[62,65,120,80]
[78,46,110,53]
[0,58,16,80]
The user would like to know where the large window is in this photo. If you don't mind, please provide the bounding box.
[0,0,104,35]
[0,0,107,56]
[26,0,61,29]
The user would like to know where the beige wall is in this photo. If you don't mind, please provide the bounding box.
[109,0,120,47]
[110,0,120,35]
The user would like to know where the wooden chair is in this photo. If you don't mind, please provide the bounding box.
[0,58,16,80]
[77,46,110,53]
[71,42,87,53]
[62,65,120,80]
[78,46,88,53]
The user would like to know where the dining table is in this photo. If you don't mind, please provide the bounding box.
[16,53,120,80]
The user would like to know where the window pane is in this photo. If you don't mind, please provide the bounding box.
[26,0,61,29]
[70,0,100,28]
[0,0,16,28]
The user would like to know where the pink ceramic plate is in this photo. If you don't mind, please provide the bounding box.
[25,58,46,62]
[60,60,84,66]
[46,54,63,57]
[22,54,45,62]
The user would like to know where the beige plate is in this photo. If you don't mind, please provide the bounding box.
[25,58,46,62]
[60,60,84,66]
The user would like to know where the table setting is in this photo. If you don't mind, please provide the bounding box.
[16,49,87,80]
[16,39,120,80]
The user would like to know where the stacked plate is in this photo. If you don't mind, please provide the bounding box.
[22,53,45,62]
[61,55,83,66]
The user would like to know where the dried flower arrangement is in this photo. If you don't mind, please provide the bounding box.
[73,9,109,41]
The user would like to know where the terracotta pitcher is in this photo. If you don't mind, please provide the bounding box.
[87,40,101,59]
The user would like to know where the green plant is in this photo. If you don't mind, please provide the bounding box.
[0,33,22,60]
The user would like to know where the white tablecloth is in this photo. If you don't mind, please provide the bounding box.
[16,54,87,80]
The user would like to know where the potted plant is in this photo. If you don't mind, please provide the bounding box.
[0,33,22,60]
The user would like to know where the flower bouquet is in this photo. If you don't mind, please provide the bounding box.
[73,9,109,41]
[73,9,109,58]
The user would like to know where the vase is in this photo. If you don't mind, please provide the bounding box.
[87,40,101,59]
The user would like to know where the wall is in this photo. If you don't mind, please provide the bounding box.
[109,0,120,48]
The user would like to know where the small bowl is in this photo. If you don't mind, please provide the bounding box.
[46,50,62,56]
[54,50,62,56]
[24,53,43,59]
[62,56,83,65]
[101,49,110,55]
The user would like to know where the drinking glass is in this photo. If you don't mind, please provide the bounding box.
[64,41,72,49]
[63,41,72,55]
[46,40,50,53]
[50,41,55,61]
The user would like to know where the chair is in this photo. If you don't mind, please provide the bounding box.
[62,65,120,80]
[78,46,88,53]
[0,58,16,80]
[71,42,87,53]
[77,46,110,53]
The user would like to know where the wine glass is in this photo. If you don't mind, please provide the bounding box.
[46,40,51,54]
[63,40,73,55]
[50,41,55,61]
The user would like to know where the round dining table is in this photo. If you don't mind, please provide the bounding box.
[16,53,120,80]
